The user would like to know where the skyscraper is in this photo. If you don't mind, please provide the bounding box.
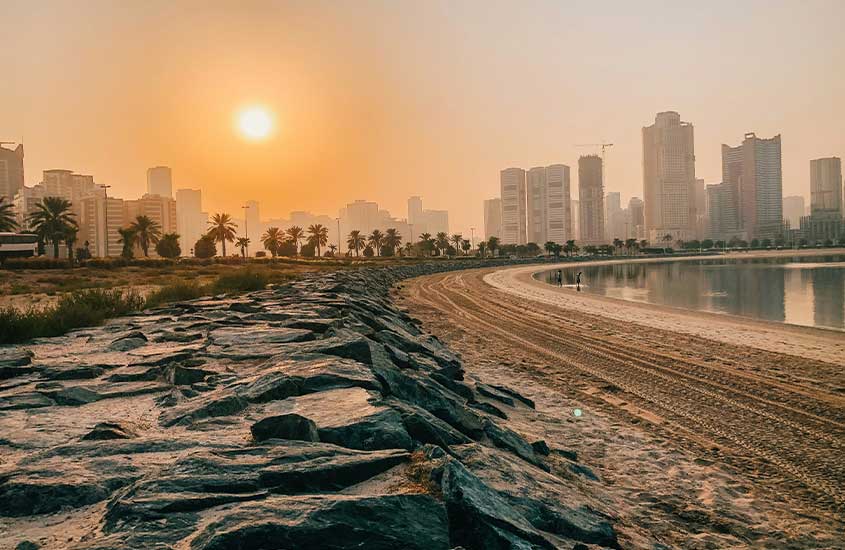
[605,191,622,238]
[578,155,604,244]
[706,183,740,241]
[628,197,644,237]
[722,133,783,238]
[483,198,502,240]
[642,111,697,241]
[500,168,527,245]
[810,157,842,216]
[545,164,571,244]
[147,166,173,198]
[408,196,423,227]
[0,142,24,202]
[526,167,547,244]
[176,189,206,253]
[782,196,806,228]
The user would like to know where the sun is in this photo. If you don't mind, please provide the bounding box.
[236,106,273,140]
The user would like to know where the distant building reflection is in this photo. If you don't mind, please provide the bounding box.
[543,256,845,330]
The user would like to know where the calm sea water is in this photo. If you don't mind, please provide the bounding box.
[542,255,845,331]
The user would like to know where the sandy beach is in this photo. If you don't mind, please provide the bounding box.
[398,253,845,548]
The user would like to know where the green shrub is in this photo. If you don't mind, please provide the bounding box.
[0,288,145,344]
[145,281,209,307]
[212,269,269,293]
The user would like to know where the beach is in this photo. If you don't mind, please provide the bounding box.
[398,252,845,547]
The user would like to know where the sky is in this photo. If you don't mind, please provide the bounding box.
[3,0,844,236]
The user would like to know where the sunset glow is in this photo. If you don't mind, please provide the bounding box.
[237,107,273,141]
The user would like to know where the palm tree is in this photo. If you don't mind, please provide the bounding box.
[487,236,500,257]
[563,239,578,257]
[307,224,329,257]
[118,227,137,259]
[461,239,471,255]
[286,225,305,255]
[261,227,285,258]
[327,243,338,256]
[368,229,384,256]
[418,232,434,256]
[0,197,17,232]
[544,241,556,257]
[624,238,638,256]
[384,228,402,256]
[236,237,251,258]
[450,234,463,256]
[208,213,237,256]
[662,234,673,245]
[27,197,77,259]
[612,238,623,255]
[639,239,649,250]
[403,242,414,257]
[347,230,365,256]
[65,227,78,264]
[477,241,487,258]
[435,232,449,256]
[129,215,161,257]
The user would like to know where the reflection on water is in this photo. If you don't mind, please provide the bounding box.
[542,255,845,331]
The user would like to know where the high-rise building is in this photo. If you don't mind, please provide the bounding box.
[605,191,622,239]
[500,168,527,245]
[125,194,178,254]
[578,155,605,244]
[175,189,206,253]
[706,183,742,241]
[722,133,783,239]
[0,143,24,202]
[782,196,806,228]
[571,199,579,240]
[79,190,126,257]
[545,164,571,244]
[146,166,173,198]
[424,209,449,236]
[628,197,644,238]
[642,111,697,241]
[408,196,423,227]
[12,185,45,229]
[810,157,842,217]
[342,200,380,240]
[483,198,502,240]
[526,167,547,244]
[43,169,74,199]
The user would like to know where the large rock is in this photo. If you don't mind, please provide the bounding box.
[251,413,319,442]
[189,494,449,550]
[252,388,413,451]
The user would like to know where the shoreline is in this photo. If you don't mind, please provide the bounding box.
[485,249,845,366]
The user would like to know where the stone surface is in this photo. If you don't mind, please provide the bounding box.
[0,260,619,550]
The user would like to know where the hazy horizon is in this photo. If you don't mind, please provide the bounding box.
[3,0,843,235]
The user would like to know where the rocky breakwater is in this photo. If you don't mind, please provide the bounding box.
[0,262,619,549]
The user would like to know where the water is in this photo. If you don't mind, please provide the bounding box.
[541,255,845,331]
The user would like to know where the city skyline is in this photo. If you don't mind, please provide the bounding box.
[3,1,843,238]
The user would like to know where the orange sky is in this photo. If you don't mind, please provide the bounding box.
[3,0,844,235]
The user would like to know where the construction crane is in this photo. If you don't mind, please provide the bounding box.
[575,142,614,160]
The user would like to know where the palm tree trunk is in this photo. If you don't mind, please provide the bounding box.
[222,241,226,257]
[53,240,60,259]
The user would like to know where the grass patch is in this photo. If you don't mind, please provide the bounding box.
[0,289,146,344]
[145,282,210,308]
[212,269,270,293]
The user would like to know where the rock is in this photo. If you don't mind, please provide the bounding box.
[0,348,34,368]
[470,401,508,419]
[387,399,473,449]
[160,394,249,427]
[50,386,102,406]
[569,463,599,481]
[531,440,551,456]
[475,383,515,406]
[281,318,340,333]
[254,388,413,451]
[15,541,39,550]
[0,392,54,410]
[483,418,547,471]
[190,494,449,550]
[82,422,137,441]
[488,383,535,409]
[424,446,556,549]
[106,365,161,382]
[210,325,314,347]
[229,302,263,313]
[40,365,105,381]
[165,364,217,386]
[108,331,148,352]
[251,413,319,442]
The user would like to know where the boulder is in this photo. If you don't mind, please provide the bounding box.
[0,392,55,410]
[251,413,319,442]
[51,386,102,406]
[40,365,105,381]
[82,422,137,441]
[190,494,449,550]
[253,388,413,451]
[108,331,148,352]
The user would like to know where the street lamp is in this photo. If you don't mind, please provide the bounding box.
[336,217,341,257]
[99,184,112,257]
[241,204,250,258]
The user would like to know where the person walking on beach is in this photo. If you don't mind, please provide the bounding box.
[556,269,563,287]
[576,271,582,291]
